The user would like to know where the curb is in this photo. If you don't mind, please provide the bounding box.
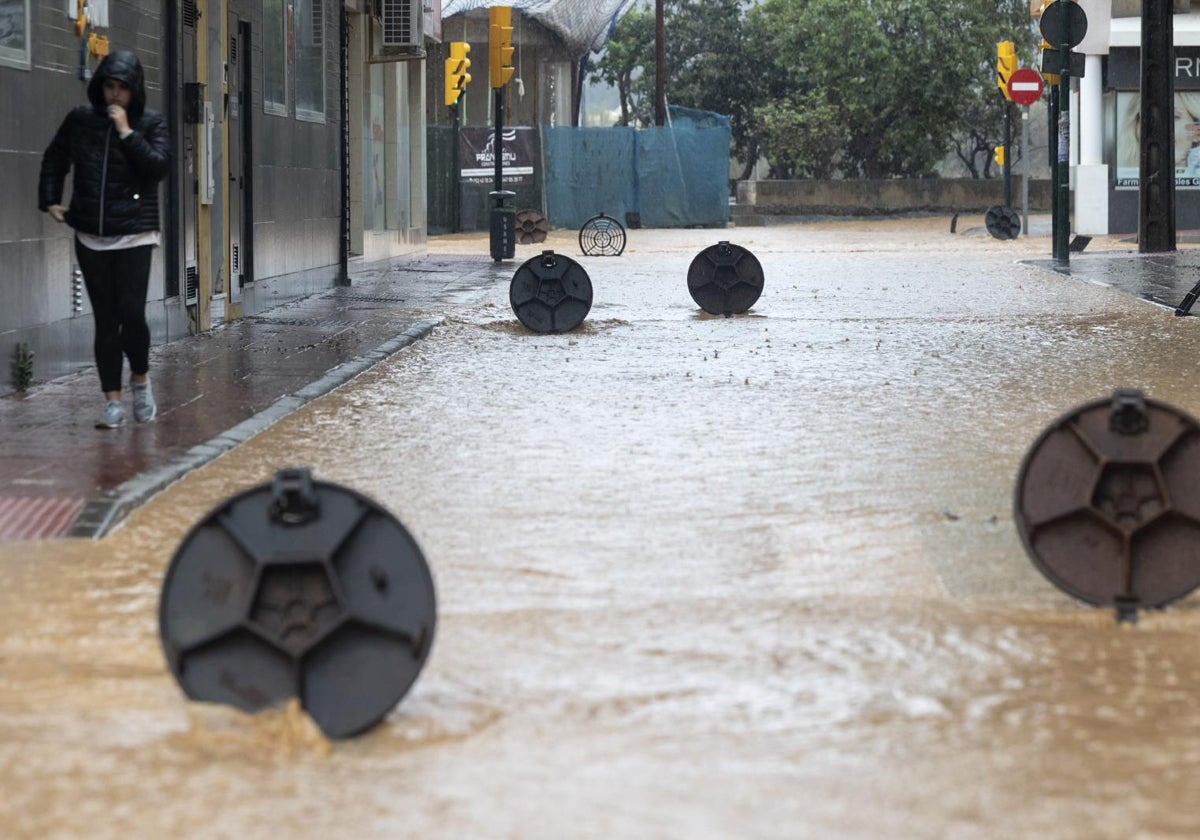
[67,317,442,539]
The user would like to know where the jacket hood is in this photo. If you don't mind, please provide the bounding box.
[87,50,147,120]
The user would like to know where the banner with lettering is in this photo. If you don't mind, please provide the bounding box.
[459,127,537,187]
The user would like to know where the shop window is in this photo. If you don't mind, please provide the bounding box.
[263,0,288,115]
[295,0,324,121]
[0,0,31,70]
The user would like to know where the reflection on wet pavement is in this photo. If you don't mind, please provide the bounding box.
[1027,248,1200,313]
[5,221,1200,837]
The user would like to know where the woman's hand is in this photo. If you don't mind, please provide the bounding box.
[47,204,66,223]
[107,104,130,134]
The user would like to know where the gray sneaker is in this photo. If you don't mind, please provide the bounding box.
[131,379,157,423]
[96,399,125,429]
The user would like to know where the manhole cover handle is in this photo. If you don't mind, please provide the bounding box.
[269,467,320,526]
[1110,388,1148,435]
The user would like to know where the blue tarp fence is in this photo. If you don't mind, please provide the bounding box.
[542,107,731,229]
[427,107,731,232]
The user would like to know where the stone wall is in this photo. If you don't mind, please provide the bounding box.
[735,179,1053,217]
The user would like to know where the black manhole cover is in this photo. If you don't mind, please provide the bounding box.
[509,250,594,333]
[1014,390,1200,612]
[687,241,764,316]
[515,209,550,245]
[985,205,1022,240]
[159,468,436,739]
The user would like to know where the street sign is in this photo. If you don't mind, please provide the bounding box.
[1039,0,1088,48]
[1007,68,1045,106]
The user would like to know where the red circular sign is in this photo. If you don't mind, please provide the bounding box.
[1007,67,1045,106]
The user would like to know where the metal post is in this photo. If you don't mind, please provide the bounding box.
[337,5,350,285]
[1139,0,1176,252]
[1050,86,1061,257]
[493,87,504,193]
[655,0,665,127]
[1022,106,1032,236]
[451,99,461,234]
[1053,0,1071,265]
[1004,101,1013,208]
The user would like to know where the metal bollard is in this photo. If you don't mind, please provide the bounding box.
[509,250,594,334]
[489,190,517,261]
[158,467,437,738]
[686,241,764,316]
[1014,389,1200,621]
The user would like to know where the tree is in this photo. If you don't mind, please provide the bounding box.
[591,0,1034,179]
[656,0,762,176]
[587,6,656,127]
[589,1,763,175]
[746,0,1035,179]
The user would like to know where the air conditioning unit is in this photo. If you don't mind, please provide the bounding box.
[381,0,418,45]
[370,0,425,60]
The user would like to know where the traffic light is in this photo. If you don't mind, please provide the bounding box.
[997,40,1017,100]
[444,41,471,107]
[1037,39,1058,85]
[994,145,1006,167]
[489,5,515,89]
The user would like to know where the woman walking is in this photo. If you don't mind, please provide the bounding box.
[39,50,170,428]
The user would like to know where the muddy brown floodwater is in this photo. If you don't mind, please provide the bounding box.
[4,219,1200,838]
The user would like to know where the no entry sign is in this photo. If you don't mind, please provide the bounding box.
[1007,67,1045,106]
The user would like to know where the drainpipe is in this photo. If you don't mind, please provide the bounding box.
[336,4,351,286]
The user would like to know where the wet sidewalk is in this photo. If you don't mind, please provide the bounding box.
[0,252,506,542]
[1025,246,1200,314]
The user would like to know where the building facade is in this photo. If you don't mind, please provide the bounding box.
[1069,1,1200,233]
[0,0,434,395]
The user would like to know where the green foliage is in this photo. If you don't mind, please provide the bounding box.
[748,0,1034,179]
[591,0,1037,179]
[588,6,655,127]
[658,0,759,166]
[11,343,34,392]
[589,0,760,166]
[755,101,846,179]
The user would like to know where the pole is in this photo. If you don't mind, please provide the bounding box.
[1139,0,1176,252]
[337,6,350,285]
[493,87,504,193]
[451,99,461,234]
[655,0,665,127]
[1050,85,1061,258]
[1022,105,1030,236]
[1003,101,1013,208]
[1052,0,1071,265]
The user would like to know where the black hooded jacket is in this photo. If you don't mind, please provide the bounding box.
[38,50,170,236]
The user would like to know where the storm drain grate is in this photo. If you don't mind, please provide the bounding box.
[321,293,411,303]
[247,316,359,328]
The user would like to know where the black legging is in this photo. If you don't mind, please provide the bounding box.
[74,240,153,393]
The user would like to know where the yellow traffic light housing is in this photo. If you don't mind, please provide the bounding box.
[997,40,1017,100]
[994,145,1006,167]
[444,41,471,107]
[1038,39,1059,85]
[489,6,515,89]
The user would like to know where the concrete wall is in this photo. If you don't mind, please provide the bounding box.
[736,179,1053,217]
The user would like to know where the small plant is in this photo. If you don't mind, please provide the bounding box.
[11,342,34,392]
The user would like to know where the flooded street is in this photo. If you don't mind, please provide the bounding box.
[6,220,1200,837]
